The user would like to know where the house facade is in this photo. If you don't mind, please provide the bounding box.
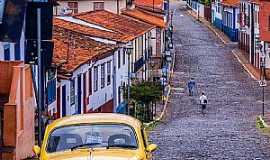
[239,0,260,68]
[122,8,167,80]
[52,10,154,116]
[54,0,132,15]
[257,0,270,77]
[221,0,240,42]
[212,0,223,30]
[53,28,119,117]
[73,10,155,83]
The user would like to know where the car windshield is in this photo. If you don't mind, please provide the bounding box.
[46,124,138,153]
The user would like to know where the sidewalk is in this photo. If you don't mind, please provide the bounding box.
[232,49,261,81]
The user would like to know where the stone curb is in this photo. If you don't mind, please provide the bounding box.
[257,115,269,128]
[232,49,259,81]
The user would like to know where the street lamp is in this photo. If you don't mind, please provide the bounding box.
[259,42,267,116]
[149,59,155,81]
[124,43,133,115]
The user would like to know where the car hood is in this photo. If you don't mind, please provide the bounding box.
[47,149,142,160]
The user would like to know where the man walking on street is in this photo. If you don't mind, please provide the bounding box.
[187,78,196,96]
[199,92,207,114]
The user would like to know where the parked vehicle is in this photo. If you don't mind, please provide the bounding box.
[33,113,158,160]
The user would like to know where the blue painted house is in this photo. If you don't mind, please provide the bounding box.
[212,0,223,30]
[221,0,240,42]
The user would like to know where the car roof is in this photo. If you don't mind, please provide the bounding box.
[49,113,142,129]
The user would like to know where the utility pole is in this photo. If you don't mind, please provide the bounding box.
[37,8,44,147]
[127,52,131,115]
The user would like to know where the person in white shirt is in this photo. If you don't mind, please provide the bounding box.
[199,92,207,114]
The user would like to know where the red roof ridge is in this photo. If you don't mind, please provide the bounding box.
[53,17,131,43]
[73,10,155,40]
[221,0,240,7]
[53,28,117,76]
[121,8,166,28]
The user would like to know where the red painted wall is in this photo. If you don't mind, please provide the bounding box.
[87,99,114,113]
[259,1,270,42]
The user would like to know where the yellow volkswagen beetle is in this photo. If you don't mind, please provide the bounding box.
[33,113,158,160]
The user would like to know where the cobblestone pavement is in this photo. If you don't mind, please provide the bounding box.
[149,1,270,159]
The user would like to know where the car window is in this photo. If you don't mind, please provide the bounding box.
[46,124,138,153]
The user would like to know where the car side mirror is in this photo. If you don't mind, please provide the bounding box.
[33,145,41,156]
[146,144,158,152]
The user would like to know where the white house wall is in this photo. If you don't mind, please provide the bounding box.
[55,0,127,15]
[89,55,114,110]
[0,26,25,61]
[151,29,157,56]
[114,48,129,109]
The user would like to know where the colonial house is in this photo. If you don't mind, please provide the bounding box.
[221,0,240,42]
[255,0,270,77]
[73,10,154,82]
[187,0,205,18]
[122,8,167,80]
[132,0,171,81]
[239,0,260,69]
[53,10,154,114]
[212,0,223,30]
[53,28,119,117]
[54,0,133,15]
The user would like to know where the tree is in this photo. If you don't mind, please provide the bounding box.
[200,0,211,6]
[126,81,163,122]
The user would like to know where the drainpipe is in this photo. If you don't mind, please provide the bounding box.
[233,8,236,41]
[117,0,119,14]
[251,3,255,65]
[113,50,117,112]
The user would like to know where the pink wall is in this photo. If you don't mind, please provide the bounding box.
[0,61,36,160]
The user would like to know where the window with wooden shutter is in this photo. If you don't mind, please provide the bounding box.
[89,69,92,95]
[101,63,105,88]
[94,66,98,92]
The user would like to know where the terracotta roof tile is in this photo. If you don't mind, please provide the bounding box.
[53,28,117,76]
[74,10,155,40]
[122,8,166,28]
[221,0,240,7]
[54,18,131,43]
[135,0,164,12]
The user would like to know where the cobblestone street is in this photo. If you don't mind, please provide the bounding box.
[150,1,270,159]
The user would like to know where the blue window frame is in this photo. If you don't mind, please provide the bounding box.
[15,42,21,60]
[70,78,75,105]
[47,78,56,105]
[4,44,10,60]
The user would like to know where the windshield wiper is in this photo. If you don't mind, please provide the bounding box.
[71,143,101,151]
[107,144,137,149]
